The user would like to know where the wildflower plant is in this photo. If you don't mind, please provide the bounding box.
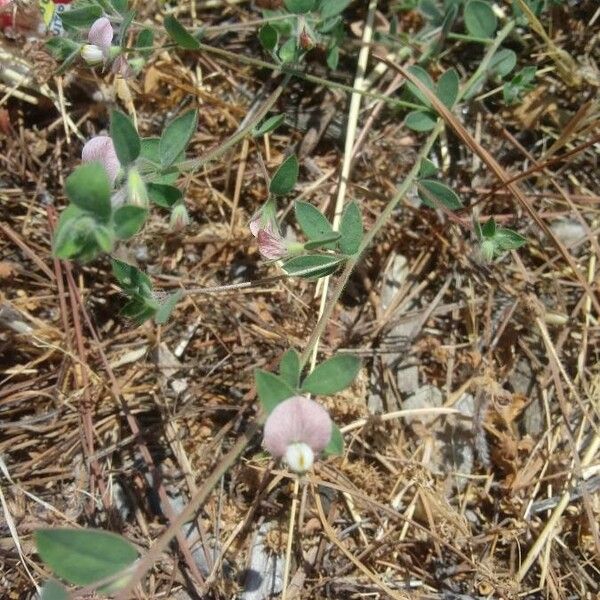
[45,0,152,75]
[258,0,351,68]
[473,216,527,263]
[34,0,535,595]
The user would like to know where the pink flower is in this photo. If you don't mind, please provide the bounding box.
[263,396,332,472]
[82,135,120,185]
[249,200,288,260]
[257,228,287,260]
[88,17,113,53]
[81,17,113,64]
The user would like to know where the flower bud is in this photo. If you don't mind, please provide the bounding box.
[127,168,149,208]
[480,239,495,263]
[170,204,190,232]
[299,27,315,50]
[127,56,146,75]
[249,198,277,237]
[81,44,104,65]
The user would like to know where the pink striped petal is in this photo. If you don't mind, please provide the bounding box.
[257,228,286,260]
[88,17,113,52]
[263,396,332,458]
[82,135,120,185]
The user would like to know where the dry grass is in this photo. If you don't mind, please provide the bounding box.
[1,1,600,598]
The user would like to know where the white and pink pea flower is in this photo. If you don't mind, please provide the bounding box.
[263,396,333,473]
[82,135,121,185]
[249,200,290,260]
[81,17,114,65]
[256,227,287,260]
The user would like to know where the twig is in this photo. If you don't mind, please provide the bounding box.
[281,476,300,600]
[310,0,378,370]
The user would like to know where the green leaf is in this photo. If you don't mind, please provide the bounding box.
[139,139,178,184]
[503,66,537,105]
[270,154,299,196]
[111,259,153,296]
[323,423,344,456]
[160,109,198,167]
[481,217,496,238]
[263,10,294,35]
[45,37,81,61]
[140,137,161,163]
[110,0,129,14]
[489,48,517,78]
[164,15,201,49]
[436,68,459,108]
[301,354,361,395]
[419,157,438,178]
[279,348,301,388]
[118,10,136,46]
[405,110,437,132]
[405,65,435,107]
[255,369,295,414]
[253,114,284,137]
[65,163,111,221]
[60,5,102,29]
[155,290,183,324]
[53,206,87,259]
[319,0,352,19]
[113,205,147,239]
[40,580,69,600]
[282,254,344,279]
[418,0,444,24]
[494,228,526,251]
[284,0,317,13]
[319,15,343,34]
[338,201,363,255]
[418,179,462,210]
[136,28,154,58]
[279,37,299,63]
[93,225,115,253]
[464,0,497,38]
[303,233,341,250]
[473,215,483,240]
[147,183,183,208]
[35,528,138,587]
[259,23,278,51]
[121,296,157,324]
[110,110,140,166]
[326,46,339,70]
[295,201,334,243]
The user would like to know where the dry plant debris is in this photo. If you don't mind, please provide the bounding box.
[1,0,599,598]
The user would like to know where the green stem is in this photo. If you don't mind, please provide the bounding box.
[447,32,493,44]
[194,42,420,109]
[177,75,290,172]
[298,19,516,367]
[125,42,421,109]
[461,20,516,100]
[299,121,444,368]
